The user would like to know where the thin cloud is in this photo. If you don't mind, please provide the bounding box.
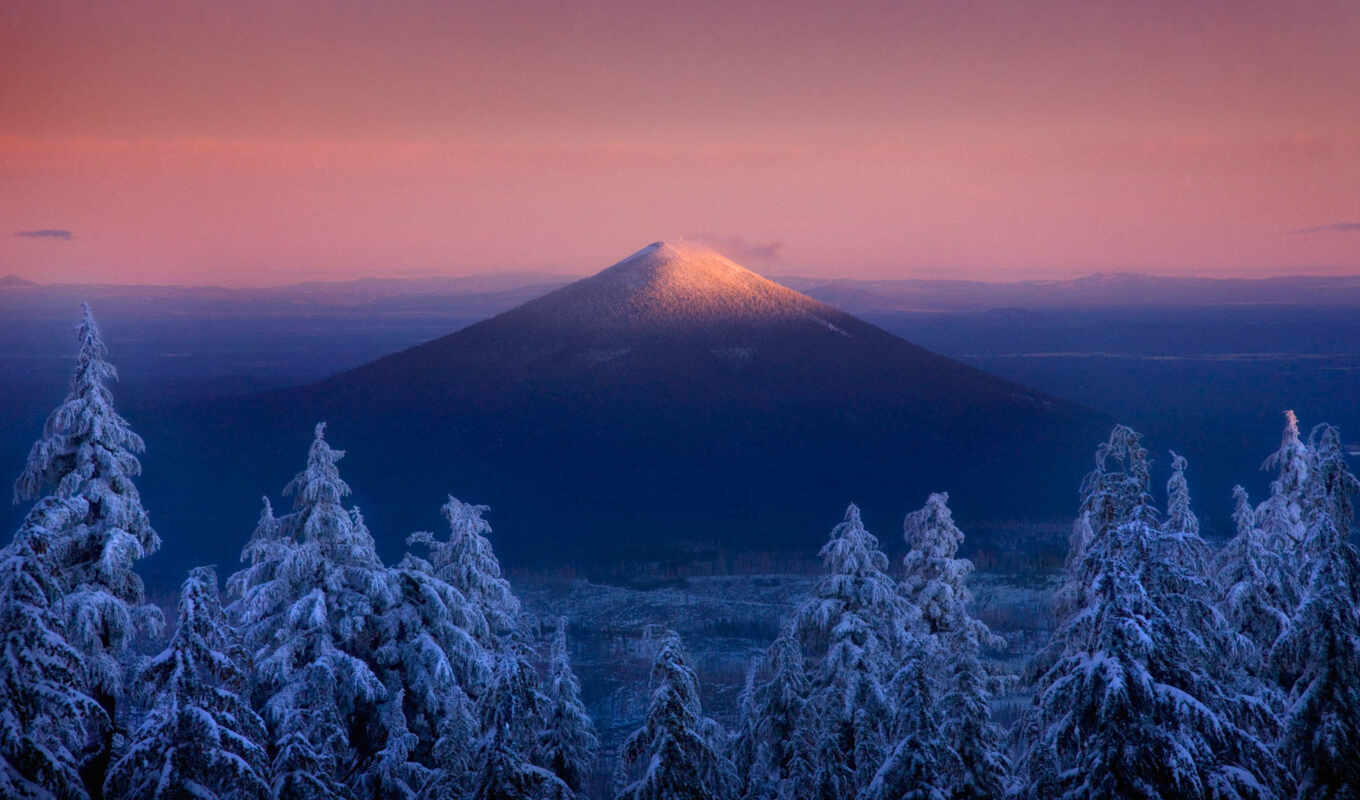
[690,233,784,263]
[14,229,74,240]
[1289,221,1360,235]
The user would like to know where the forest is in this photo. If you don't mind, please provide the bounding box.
[4,306,1358,800]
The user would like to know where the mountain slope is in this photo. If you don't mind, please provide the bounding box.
[142,242,1108,574]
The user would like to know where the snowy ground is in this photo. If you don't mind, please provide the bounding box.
[516,568,1060,793]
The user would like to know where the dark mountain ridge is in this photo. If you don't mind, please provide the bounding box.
[138,242,1108,576]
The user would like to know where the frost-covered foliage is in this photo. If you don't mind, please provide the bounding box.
[1164,451,1199,537]
[900,493,1007,799]
[403,494,545,789]
[941,646,1008,800]
[1013,427,1286,800]
[375,544,485,789]
[902,493,990,646]
[1303,422,1359,539]
[615,634,735,800]
[12,304,163,717]
[860,656,953,800]
[1267,430,1360,798]
[410,496,521,651]
[534,619,597,794]
[104,567,269,800]
[16,316,1360,799]
[356,694,429,800]
[471,658,571,800]
[792,504,913,799]
[227,424,391,797]
[1268,512,1360,798]
[1213,486,1293,676]
[1255,411,1310,550]
[0,498,107,800]
[734,630,816,800]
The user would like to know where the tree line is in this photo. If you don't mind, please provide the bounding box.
[3,306,1358,799]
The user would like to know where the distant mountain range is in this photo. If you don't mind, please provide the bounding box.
[8,267,1360,317]
[136,242,1108,574]
[0,274,37,289]
[777,273,1360,312]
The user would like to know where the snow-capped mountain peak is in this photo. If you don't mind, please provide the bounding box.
[509,240,834,331]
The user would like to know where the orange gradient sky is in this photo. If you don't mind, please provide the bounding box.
[2,0,1358,285]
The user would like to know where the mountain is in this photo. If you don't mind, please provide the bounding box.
[783,272,1360,312]
[0,275,37,289]
[139,242,1108,575]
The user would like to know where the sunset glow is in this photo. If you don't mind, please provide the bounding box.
[3,0,1358,285]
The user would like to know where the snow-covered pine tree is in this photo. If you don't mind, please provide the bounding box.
[792,504,911,800]
[615,633,736,800]
[373,542,488,793]
[1213,486,1293,676]
[902,493,987,642]
[1032,426,1157,682]
[409,496,521,652]
[1016,523,1285,799]
[1035,425,1159,675]
[469,658,571,800]
[103,566,270,800]
[1304,422,1360,539]
[1265,425,1360,797]
[11,304,163,791]
[1079,424,1158,540]
[534,619,597,795]
[227,424,391,798]
[940,647,1007,800]
[410,493,553,780]
[226,497,286,647]
[0,497,107,800]
[859,655,954,800]
[899,493,1007,799]
[734,629,816,800]
[1255,410,1311,551]
[356,693,429,800]
[1164,451,1200,538]
[1013,427,1286,800]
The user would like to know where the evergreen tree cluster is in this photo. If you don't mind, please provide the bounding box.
[4,306,1358,799]
[1,307,596,800]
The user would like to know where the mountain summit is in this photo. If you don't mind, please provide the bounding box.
[147,243,1108,569]
[515,240,838,331]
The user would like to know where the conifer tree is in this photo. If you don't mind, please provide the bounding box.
[615,634,735,800]
[410,496,521,651]
[0,497,106,800]
[900,493,1007,799]
[1267,425,1360,797]
[1303,422,1359,539]
[1014,427,1286,800]
[471,658,572,800]
[103,567,270,800]
[227,424,391,798]
[357,695,429,800]
[374,545,487,789]
[1255,410,1310,551]
[794,506,908,800]
[11,304,162,792]
[860,656,953,800]
[792,504,911,800]
[734,630,816,800]
[534,619,598,795]
[1213,486,1292,676]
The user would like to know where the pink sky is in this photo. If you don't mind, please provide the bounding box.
[2,0,1358,285]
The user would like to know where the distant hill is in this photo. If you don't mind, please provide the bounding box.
[8,268,1360,318]
[138,242,1108,574]
[780,272,1360,312]
[0,274,37,289]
